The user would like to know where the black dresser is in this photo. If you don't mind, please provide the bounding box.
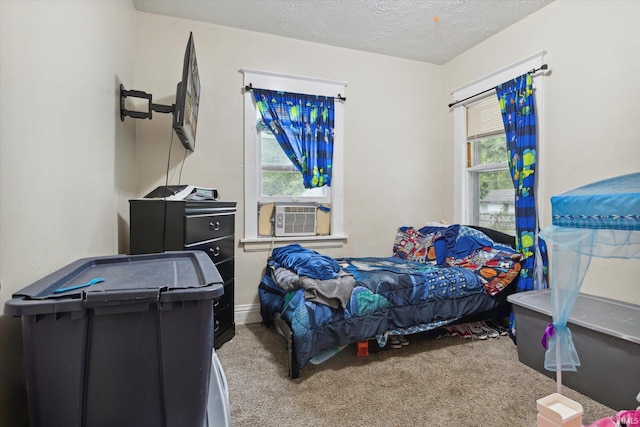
[129,199,237,349]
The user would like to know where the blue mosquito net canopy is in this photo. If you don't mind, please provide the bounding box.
[539,172,640,375]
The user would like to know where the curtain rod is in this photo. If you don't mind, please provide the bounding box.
[244,83,346,101]
[447,64,548,109]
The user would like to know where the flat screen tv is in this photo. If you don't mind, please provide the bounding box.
[173,32,200,151]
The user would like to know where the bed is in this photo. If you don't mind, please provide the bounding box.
[259,224,522,378]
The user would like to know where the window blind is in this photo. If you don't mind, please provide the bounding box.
[466,96,503,139]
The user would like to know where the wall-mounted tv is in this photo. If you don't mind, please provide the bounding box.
[173,32,200,151]
[120,32,200,152]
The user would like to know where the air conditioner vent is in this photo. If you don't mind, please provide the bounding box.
[274,205,317,237]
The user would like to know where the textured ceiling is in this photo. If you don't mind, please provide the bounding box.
[132,0,554,64]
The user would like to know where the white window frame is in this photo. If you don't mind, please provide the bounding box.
[451,51,546,225]
[240,69,348,251]
[466,97,510,229]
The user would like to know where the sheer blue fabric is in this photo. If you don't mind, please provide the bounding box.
[539,172,640,376]
[253,89,335,188]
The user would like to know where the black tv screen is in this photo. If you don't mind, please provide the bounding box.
[173,32,200,151]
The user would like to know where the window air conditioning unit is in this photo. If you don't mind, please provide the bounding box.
[274,205,317,237]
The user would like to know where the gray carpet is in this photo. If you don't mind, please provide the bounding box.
[217,323,614,426]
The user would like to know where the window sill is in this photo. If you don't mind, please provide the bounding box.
[240,234,348,252]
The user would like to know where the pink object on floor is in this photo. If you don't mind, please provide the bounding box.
[584,409,640,427]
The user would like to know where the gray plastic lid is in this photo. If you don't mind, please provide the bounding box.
[508,289,640,344]
[5,251,224,316]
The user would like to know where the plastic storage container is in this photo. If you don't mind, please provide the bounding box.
[206,351,231,427]
[5,251,224,427]
[508,289,640,410]
[536,393,583,427]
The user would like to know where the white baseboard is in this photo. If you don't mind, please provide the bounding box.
[234,303,262,325]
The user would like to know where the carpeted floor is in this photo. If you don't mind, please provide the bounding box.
[217,323,615,427]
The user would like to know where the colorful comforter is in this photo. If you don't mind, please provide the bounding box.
[259,225,521,370]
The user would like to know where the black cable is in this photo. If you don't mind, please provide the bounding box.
[161,126,175,253]
[164,127,174,188]
[178,146,187,185]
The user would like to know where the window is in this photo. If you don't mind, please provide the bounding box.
[451,51,545,233]
[258,116,329,202]
[241,69,347,251]
[466,97,515,234]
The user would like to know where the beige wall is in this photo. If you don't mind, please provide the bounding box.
[441,0,640,303]
[0,0,136,423]
[0,0,137,308]
[133,12,444,310]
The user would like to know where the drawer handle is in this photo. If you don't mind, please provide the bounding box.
[214,319,220,332]
[209,221,220,231]
[213,298,220,307]
[210,246,220,257]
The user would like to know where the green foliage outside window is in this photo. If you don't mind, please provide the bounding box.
[478,136,511,199]
[262,131,300,196]
[261,130,321,197]
[479,136,508,164]
[262,171,306,196]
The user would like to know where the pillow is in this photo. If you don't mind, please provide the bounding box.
[392,227,440,264]
[447,246,522,296]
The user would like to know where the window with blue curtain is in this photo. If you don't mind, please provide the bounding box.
[252,89,335,189]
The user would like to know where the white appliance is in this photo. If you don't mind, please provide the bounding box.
[274,205,317,236]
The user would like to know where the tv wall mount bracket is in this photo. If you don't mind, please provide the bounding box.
[120,84,175,121]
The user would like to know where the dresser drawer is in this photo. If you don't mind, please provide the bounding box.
[187,236,234,264]
[215,258,234,283]
[214,304,234,336]
[213,280,234,310]
[185,213,234,244]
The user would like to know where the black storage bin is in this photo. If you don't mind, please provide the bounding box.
[4,251,224,427]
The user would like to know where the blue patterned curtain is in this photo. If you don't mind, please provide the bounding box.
[495,74,548,293]
[253,89,334,188]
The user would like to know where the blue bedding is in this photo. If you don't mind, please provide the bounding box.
[259,226,521,371]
